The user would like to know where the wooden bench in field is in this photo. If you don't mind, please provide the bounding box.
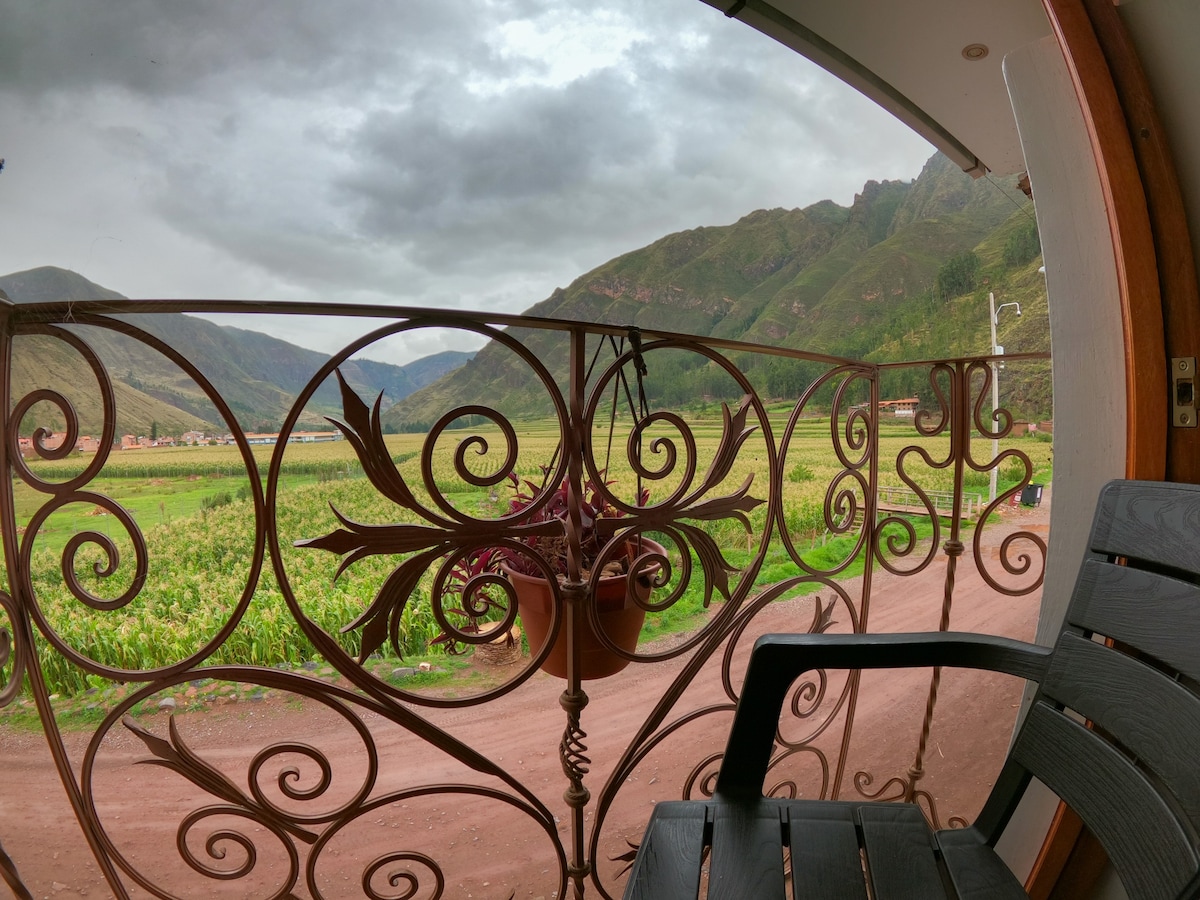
[623,480,1200,900]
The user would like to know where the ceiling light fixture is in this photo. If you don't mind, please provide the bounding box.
[962,43,989,61]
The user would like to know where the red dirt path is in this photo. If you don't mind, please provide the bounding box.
[0,496,1050,899]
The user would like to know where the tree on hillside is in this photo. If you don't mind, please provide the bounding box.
[766,358,824,400]
[935,251,981,300]
[1003,222,1042,268]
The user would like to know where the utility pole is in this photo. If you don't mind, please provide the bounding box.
[988,291,1022,503]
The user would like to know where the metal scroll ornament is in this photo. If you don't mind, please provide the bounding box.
[301,365,768,674]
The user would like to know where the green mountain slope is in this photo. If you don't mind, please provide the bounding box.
[387,151,1049,428]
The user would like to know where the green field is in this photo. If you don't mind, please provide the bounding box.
[3,419,1052,698]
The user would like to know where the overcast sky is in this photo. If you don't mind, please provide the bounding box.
[0,0,933,363]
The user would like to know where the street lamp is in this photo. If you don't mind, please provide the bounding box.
[988,292,1022,503]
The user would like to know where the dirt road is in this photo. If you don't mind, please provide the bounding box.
[0,495,1050,899]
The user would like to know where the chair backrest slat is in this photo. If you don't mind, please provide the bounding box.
[1068,559,1200,681]
[1089,481,1200,574]
[1012,701,1198,900]
[1041,632,1200,828]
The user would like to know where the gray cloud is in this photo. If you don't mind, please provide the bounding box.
[0,2,514,100]
[0,0,935,359]
[338,69,658,241]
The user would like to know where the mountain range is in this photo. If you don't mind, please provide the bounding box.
[0,266,473,437]
[1,151,1049,439]
[385,152,1049,427]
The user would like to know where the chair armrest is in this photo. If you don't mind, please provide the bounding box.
[715,632,1053,798]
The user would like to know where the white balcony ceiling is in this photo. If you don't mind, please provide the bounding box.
[699,0,1052,176]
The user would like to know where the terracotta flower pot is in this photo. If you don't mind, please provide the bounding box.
[505,538,664,680]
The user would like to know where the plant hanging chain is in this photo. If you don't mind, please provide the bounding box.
[528,329,647,497]
[583,327,650,503]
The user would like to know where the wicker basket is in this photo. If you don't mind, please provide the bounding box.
[473,623,523,667]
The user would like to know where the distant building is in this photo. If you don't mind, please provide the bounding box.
[244,431,344,445]
[879,397,919,417]
[16,434,101,455]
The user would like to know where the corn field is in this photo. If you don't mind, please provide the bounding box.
[6,421,1052,695]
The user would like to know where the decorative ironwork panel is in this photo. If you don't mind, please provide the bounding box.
[0,299,1049,898]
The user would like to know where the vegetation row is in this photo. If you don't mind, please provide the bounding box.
[4,425,1052,698]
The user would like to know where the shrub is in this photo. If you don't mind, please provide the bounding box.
[787,463,815,483]
[200,491,233,512]
[963,470,989,488]
[1000,457,1028,483]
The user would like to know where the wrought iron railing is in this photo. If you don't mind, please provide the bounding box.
[0,298,1050,899]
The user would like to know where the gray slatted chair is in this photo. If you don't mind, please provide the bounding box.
[623,480,1200,900]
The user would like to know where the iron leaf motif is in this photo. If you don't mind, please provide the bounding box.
[696,394,760,495]
[611,840,640,879]
[810,596,837,633]
[342,546,448,662]
[597,396,765,606]
[296,507,457,579]
[124,715,319,845]
[299,371,565,659]
[328,370,419,510]
[595,509,753,606]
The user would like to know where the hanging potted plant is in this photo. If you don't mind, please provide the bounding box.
[498,471,664,680]
[303,369,765,683]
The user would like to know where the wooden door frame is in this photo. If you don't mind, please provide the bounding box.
[1029,0,1200,894]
